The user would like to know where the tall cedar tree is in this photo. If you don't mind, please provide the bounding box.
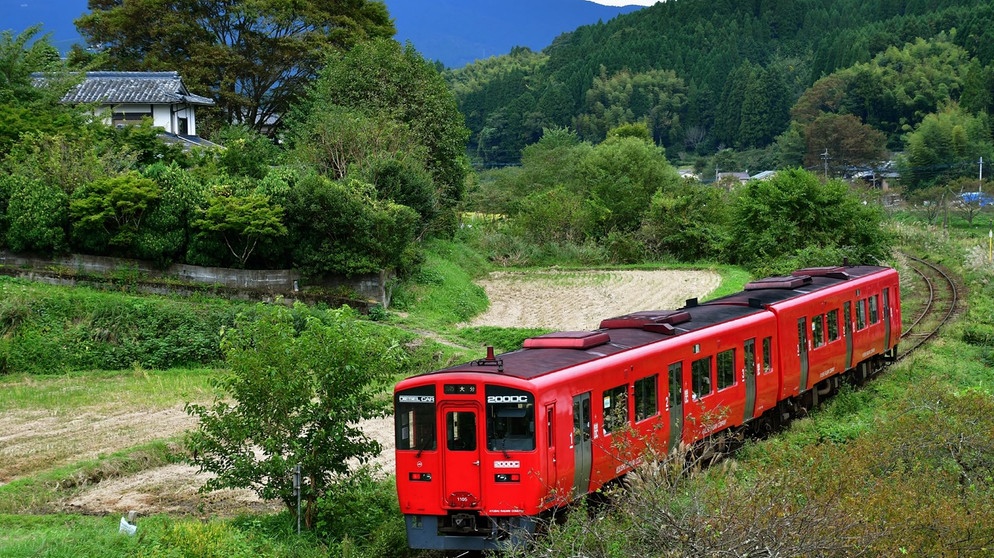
[76,0,394,136]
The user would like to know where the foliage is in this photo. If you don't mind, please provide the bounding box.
[0,27,84,158]
[211,125,282,180]
[284,175,420,278]
[293,38,469,214]
[901,103,994,191]
[802,113,887,170]
[3,175,69,254]
[573,67,688,146]
[583,132,682,234]
[76,0,395,136]
[192,192,288,268]
[69,172,161,254]
[315,470,408,556]
[450,0,994,166]
[639,181,732,262]
[0,277,237,374]
[729,168,889,275]
[186,303,406,528]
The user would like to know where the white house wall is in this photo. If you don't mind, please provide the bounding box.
[90,103,199,135]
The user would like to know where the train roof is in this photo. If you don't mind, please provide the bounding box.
[417,265,892,382]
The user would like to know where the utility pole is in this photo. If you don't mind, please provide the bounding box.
[980,156,984,193]
[821,149,830,179]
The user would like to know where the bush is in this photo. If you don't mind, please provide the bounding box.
[315,470,408,557]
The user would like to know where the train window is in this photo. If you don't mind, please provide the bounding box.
[668,362,683,407]
[717,349,735,389]
[634,375,658,421]
[486,386,535,452]
[603,384,629,433]
[812,314,825,348]
[762,337,772,372]
[869,295,879,324]
[396,387,436,452]
[446,411,476,451]
[827,309,840,341]
[856,299,867,330]
[691,356,712,399]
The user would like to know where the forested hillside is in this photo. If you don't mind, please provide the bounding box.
[452,0,994,169]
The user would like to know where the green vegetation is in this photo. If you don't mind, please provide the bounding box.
[451,0,994,172]
[186,304,409,529]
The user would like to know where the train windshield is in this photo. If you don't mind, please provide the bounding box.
[486,386,535,452]
[396,386,437,452]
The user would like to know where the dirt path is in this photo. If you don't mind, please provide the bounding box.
[17,268,719,516]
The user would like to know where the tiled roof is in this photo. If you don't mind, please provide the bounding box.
[47,71,215,106]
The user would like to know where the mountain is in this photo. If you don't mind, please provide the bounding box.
[386,0,642,68]
[0,0,641,68]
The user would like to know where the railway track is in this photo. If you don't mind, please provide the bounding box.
[898,255,959,359]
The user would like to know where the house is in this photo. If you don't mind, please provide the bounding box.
[34,71,216,146]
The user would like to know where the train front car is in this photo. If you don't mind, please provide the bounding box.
[394,361,546,551]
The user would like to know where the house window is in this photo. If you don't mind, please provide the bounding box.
[111,112,150,128]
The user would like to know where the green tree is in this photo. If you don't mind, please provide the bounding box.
[582,131,682,235]
[574,67,688,147]
[135,162,208,267]
[729,168,887,274]
[76,0,394,135]
[290,105,421,181]
[186,303,404,529]
[192,192,288,268]
[0,26,83,157]
[902,104,994,191]
[639,182,732,262]
[803,113,887,171]
[285,175,419,277]
[4,176,69,254]
[294,38,469,212]
[69,172,161,254]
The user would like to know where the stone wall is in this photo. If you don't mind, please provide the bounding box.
[0,251,388,306]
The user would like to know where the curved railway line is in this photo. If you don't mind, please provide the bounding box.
[899,255,959,359]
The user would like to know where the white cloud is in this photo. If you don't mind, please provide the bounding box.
[585,0,660,6]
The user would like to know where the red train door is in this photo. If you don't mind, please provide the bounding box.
[844,301,854,369]
[743,338,757,420]
[883,287,892,350]
[544,403,558,494]
[667,362,683,450]
[441,403,483,508]
[797,317,809,392]
[571,393,592,497]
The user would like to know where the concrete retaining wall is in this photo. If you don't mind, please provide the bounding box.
[0,251,388,306]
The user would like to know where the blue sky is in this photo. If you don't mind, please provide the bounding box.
[1,0,653,67]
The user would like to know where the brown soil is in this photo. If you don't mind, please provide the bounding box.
[9,268,718,517]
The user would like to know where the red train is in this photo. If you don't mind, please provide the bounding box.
[394,265,901,551]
